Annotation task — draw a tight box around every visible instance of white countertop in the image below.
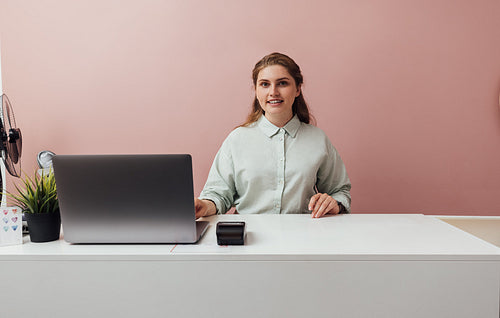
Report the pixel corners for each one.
[1,214,499,261]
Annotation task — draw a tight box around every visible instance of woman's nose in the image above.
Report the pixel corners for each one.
[269,84,279,96]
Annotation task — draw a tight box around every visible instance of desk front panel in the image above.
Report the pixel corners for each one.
[1,259,498,318]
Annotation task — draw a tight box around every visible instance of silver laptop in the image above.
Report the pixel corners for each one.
[52,154,209,244]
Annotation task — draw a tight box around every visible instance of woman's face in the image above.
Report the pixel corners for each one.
[255,65,301,124]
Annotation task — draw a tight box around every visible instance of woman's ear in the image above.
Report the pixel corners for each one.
[296,84,302,97]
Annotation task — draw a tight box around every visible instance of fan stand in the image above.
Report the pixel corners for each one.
[0,46,5,207]
[0,161,5,207]
[0,160,6,207]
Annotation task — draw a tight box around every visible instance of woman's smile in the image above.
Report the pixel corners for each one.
[267,99,284,106]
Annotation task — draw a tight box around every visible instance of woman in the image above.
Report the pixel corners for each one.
[195,53,351,218]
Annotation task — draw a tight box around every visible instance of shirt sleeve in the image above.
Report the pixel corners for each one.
[316,138,352,213]
[198,138,236,214]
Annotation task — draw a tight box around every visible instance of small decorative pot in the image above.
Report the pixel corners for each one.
[24,210,61,243]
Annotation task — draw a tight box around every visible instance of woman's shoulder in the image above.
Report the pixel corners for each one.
[217,123,258,148]
[299,121,329,139]
[298,122,338,152]
[228,122,259,138]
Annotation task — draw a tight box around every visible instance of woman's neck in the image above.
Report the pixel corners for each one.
[265,113,293,128]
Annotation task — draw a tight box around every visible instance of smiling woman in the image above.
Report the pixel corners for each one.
[242,52,313,128]
[195,52,351,219]
[255,65,301,127]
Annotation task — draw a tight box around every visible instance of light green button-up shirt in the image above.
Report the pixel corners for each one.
[199,115,351,214]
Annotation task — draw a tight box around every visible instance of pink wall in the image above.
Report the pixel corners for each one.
[1,0,499,215]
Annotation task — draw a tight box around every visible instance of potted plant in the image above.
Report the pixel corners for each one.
[7,170,60,242]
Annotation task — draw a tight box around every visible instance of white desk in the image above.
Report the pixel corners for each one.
[1,214,499,318]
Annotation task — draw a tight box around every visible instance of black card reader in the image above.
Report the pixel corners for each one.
[216,221,246,245]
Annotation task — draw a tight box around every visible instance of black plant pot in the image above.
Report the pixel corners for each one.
[25,211,61,243]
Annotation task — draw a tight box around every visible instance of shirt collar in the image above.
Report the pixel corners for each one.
[257,115,301,138]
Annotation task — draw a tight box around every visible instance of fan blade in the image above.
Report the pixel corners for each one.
[5,155,20,178]
[0,95,22,178]
[16,129,22,161]
[2,94,16,129]
[8,128,22,164]
[8,141,19,164]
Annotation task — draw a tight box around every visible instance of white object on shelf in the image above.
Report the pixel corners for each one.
[0,206,22,246]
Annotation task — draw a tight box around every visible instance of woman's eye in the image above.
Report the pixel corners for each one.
[260,82,269,87]
[278,81,289,86]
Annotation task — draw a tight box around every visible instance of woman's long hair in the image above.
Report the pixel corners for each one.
[240,52,314,127]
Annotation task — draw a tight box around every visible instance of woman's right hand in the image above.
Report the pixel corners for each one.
[194,198,217,218]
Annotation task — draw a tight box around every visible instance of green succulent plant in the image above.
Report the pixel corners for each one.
[7,171,59,214]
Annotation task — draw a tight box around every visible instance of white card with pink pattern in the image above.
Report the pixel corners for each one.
[0,207,22,246]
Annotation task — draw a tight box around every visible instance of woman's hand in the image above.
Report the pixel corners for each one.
[194,198,217,218]
[308,193,340,218]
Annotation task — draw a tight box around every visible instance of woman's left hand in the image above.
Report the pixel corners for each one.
[308,193,340,218]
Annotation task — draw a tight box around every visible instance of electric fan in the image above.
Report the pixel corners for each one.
[0,93,22,206]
